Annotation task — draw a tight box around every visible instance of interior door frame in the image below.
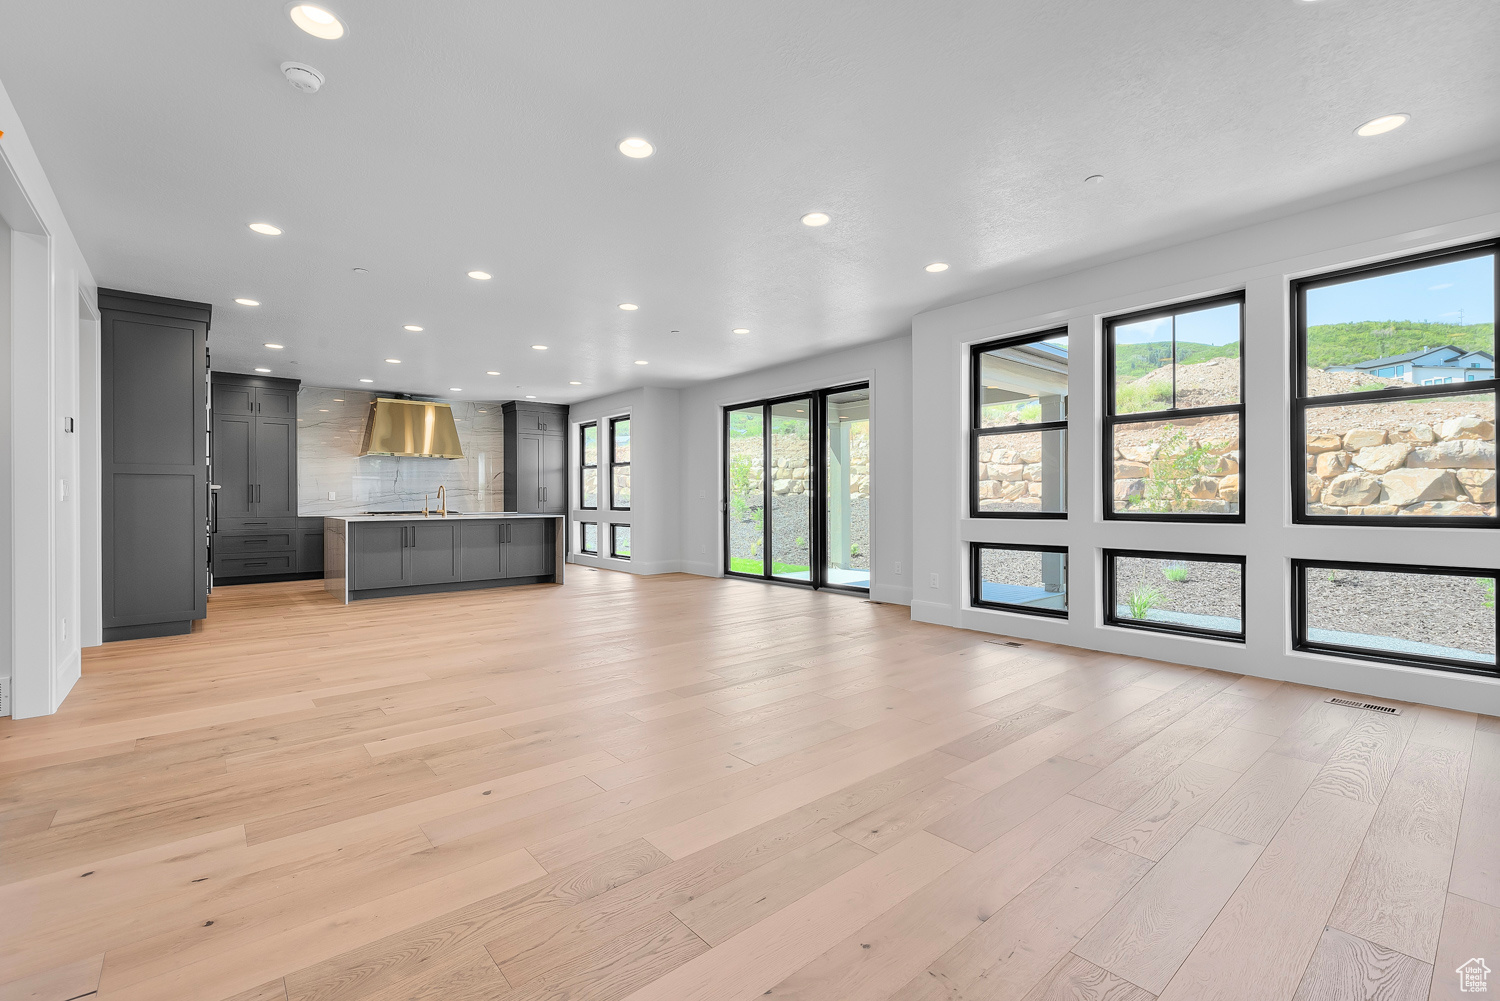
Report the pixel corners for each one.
[721,381,871,594]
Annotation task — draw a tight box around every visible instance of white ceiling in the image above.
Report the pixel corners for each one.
[2,0,1497,403]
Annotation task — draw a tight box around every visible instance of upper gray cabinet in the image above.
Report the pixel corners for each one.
[502,401,568,515]
[212,374,302,526]
[100,289,211,641]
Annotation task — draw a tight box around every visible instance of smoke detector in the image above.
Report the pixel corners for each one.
[281,62,325,94]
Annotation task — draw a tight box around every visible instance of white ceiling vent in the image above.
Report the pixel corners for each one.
[280,62,325,94]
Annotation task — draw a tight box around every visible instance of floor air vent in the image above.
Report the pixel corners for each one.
[986,639,1025,647]
[1325,696,1401,715]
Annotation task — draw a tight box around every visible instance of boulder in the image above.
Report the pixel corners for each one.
[993,463,1025,481]
[1342,428,1387,450]
[1206,440,1238,456]
[1214,452,1240,475]
[1438,416,1495,441]
[1408,440,1496,470]
[1388,424,1436,445]
[1307,503,1347,516]
[1349,504,1400,516]
[1000,480,1029,500]
[1022,462,1043,481]
[1401,500,1490,517]
[1306,474,1322,503]
[1379,468,1459,507]
[1118,444,1160,463]
[1323,472,1382,506]
[1114,460,1151,479]
[1218,474,1240,500]
[1185,476,1220,499]
[1027,481,1044,497]
[1315,451,1352,478]
[1114,478,1144,502]
[772,478,792,494]
[1351,442,1412,474]
[1306,455,1317,473]
[1457,469,1497,503]
[1307,433,1343,454]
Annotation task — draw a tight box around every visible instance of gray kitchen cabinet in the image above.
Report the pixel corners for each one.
[505,518,550,577]
[212,373,320,582]
[502,401,568,515]
[351,523,407,589]
[409,522,460,585]
[100,289,211,641]
[459,521,503,581]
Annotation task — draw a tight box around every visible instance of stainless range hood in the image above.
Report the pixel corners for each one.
[358,398,465,458]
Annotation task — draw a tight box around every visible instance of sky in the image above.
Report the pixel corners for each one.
[1114,302,1240,347]
[1305,254,1495,328]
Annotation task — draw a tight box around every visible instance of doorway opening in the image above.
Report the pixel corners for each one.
[723,383,871,593]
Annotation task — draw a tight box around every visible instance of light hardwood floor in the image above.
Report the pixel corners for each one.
[1,571,1495,1001]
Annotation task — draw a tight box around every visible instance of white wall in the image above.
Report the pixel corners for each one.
[0,76,98,717]
[675,335,914,605]
[912,160,1500,716]
[568,386,681,575]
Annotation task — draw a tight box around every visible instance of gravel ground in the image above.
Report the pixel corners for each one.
[979,548,1064,588]
[1306,569,1496,656]
[1113,556,1243,619]
[727,495,869,570]
[1302,396,1494,437]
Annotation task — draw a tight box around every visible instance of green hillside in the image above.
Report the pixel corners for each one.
[1115,341,1239,381]
[1304,321,1492,370]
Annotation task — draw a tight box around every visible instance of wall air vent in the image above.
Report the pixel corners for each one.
[1325,696,1401,715]
[0,675,10,717]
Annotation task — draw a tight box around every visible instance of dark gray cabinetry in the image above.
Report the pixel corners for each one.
[349,518,555,598]
[503,401,568,515]
[506,518,550,577]
[100,289,211,641]
[459,522,504,581]
[457,519,550,580]
[211,372,322,581]
[351,523,407,589]
[410,523,460,584]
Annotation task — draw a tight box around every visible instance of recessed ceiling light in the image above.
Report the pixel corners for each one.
[249,223,282,236]
[532,345,547,350]
[235,298,260,306]
[634,360,648,365]
[925,263,949,273]
[618,303,639,311]
[288,3,345,40]
[525,395,537,399]
[801,212,831,227]
[449,388,462,392]
[333,398,343,401]
[618,138,654,158]
[264,343,284,349]
[404,325,423,332]
[468,270,492,280]
[1356,113,1409,137]
[254,367,272,373]
[478,409,487,412]
[385,358,401,364]
[1084,174,1105,185]
[569,381,582,385]
[359,378,374,383]
[318,409,328,412]
[732,328,750,334]
[486,370,501,375]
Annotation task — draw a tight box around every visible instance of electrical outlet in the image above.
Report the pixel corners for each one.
[327,491,336,501]
[894,561,902,575]
[699,545,706,555]
[57,478,67,502]
[59,617,68,642]
[928,573,939,589]
[699,490,705,500]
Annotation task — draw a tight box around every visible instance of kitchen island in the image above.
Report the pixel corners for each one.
[324,513,564,603]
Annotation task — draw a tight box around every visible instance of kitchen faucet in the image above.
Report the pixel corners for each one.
[437,484,447,517]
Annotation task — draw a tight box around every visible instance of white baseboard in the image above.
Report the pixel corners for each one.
[869,583,912,606]
[56,650,81,710]
[677,560,722,577]
[910,599,962,628]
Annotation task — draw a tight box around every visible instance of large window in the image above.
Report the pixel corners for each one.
[609,416,631,510]
[1104,550,1245,642]
[1104,294,1244,521]
[1294,560,1496,676]
[971,543,1067,618]
[1293,242,1496,525]
[970,328,1068,517]
[579,422,598,510]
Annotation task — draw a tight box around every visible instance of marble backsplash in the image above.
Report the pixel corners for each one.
[297,386,508,516]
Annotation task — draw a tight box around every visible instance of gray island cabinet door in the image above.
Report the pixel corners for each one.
[409,522,460,585]
[505,519,551,578]
[459,521,504,581]
[351,523,407,589]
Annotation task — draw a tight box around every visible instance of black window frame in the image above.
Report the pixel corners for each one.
[970,542,1069,619]
[1292,558,1498,678]
[1291,240,1498,528]
[609,415,631,511]
[579,421,598,511]
[1103,292,1246,524]
[969,326,1070,520]
[610,523,631,560]
[1103,548,1247,643]
[579,521,597,556]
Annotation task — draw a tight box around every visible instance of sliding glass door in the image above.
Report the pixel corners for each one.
[723,383,870,593]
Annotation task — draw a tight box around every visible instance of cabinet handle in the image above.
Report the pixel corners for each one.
[243,561,268,568]
[245,539,267,546]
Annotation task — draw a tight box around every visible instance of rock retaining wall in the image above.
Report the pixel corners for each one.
[1305,415,1495,516]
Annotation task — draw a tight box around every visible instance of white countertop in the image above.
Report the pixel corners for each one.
[324,512,565,523]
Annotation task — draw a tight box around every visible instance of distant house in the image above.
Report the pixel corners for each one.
[1327,344,1494,385]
